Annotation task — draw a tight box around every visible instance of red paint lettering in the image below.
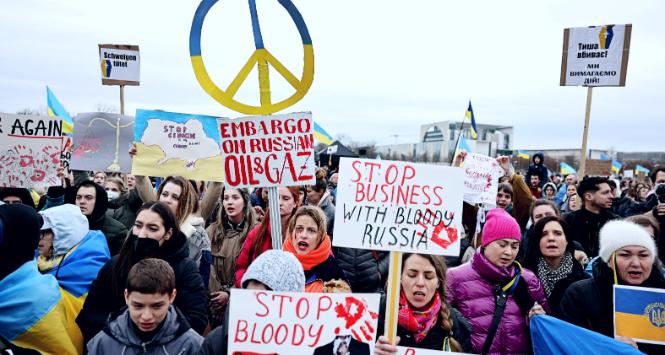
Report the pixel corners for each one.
[316,296,332,320]
[273,294,293,318]
[255,292,269,317]
[233,320,248,342]
[296,297,310,319]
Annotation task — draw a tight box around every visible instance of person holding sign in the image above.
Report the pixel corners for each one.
[446,208,549,354]
[234,186,301,287]
[560,220,665,352]
[375,253,471,354]
[282,206,348,292]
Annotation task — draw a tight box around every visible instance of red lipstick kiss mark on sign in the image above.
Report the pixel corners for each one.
[432,222,458,250]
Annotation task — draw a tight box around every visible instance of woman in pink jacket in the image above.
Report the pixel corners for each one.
[447,208,549,354]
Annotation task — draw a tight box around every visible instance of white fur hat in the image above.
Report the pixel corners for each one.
[599,220,656,263]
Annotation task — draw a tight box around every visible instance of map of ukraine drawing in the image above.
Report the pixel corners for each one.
[140,118,220,170]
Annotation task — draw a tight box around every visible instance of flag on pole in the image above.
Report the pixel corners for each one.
[611,160,623,173]
[560,162,577,175]
[635,164,651,174]
[517,150,529,159]
[46,86,74,135]
[465,101,478,139]
[313,121,334,146]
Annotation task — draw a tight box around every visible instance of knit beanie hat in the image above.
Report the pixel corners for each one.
[482,208,521,247]
[599,220,656,263]
[0,204,43,280]
[241,250,305,292]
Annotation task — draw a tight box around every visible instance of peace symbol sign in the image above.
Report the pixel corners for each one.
[189,0,314,115]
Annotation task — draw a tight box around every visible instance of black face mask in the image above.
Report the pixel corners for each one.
[132,235,160,259]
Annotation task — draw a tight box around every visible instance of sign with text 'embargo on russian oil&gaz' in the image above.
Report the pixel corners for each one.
[560,24,631,86]
[333,158,464,256]
[99,44,140,86]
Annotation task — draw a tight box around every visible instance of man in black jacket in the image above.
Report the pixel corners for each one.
[564,176,618,257]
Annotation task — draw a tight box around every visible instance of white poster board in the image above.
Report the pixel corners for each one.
[623,170,634,179]
[228,289,380,355]
[462,153,503,205]
[219,112,315,188]
[332,158,464,256]
[0,113,63,188]
[99,44,140,86]
[560,24,631,86]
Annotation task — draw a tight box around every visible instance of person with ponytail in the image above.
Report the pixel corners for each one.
[560,220,665,353]
[446,208,549,354]
[234,186,300,287]
[375,253,471,354]
[76,202,207,343]
[282,206,348,293]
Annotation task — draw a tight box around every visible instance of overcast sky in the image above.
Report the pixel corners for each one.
[1,0,664,151]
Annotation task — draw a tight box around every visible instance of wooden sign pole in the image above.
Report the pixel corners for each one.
[578,86,593,177]
[384,251,403,345]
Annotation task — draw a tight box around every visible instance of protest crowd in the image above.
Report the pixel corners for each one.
[1,143,665,355]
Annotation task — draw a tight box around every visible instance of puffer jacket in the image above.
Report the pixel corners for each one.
[87,306,203,354]
[447,250,549,354]
[334,248,389,293]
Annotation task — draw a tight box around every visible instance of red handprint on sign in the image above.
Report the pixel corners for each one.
[334,296,378,342]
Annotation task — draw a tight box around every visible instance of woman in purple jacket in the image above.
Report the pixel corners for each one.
[447,208,549,354]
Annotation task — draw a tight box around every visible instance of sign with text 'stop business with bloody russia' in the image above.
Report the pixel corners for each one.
[332,158,464,256]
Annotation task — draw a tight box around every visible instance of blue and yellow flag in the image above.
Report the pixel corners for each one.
[635,164,651,175]
[517,150,529,159]
[46,86,74,135]
[612,160,623,173]
[465,101,478,139]
[313,121,334,146]
[560,162,577,175]
[615,285,665,345]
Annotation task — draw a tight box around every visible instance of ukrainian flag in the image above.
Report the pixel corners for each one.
[517,150,529,159]
[612,160,623,174]
[313,121,334,146]
[636,164,651,175]
[560,162,577,175]
[614,285,665,345]
[0,261,84,354]
[465,101,478,139]
[46,86,74,135]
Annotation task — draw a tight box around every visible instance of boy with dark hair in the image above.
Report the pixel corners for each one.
[87,258,203,354]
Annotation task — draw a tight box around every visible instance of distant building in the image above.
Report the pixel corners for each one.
[375,121,514,163]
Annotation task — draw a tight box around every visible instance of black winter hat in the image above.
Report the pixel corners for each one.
[0,204,43,280]
[0,188,35,208]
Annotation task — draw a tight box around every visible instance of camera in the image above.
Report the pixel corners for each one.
[656,184,665,204]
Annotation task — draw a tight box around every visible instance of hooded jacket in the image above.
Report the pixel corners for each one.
[206,190,257,293]
[79,182,128,255]
[87,306,203,355]
[76,231,208,343]
[0,188,35,208]
[560,259,665,354]
[446,250,550,354]
[526,153,548,188]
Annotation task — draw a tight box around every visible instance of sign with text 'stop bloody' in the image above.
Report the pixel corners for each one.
[332,158,464,256]
[0,113,63,188]
[228,289,380,355]
[219,112,315,188]
[560,24,631,86]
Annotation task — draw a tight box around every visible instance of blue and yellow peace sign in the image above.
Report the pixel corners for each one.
[189,0,314,115]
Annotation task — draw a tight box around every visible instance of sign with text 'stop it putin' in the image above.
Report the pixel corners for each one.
[560,24,631,87]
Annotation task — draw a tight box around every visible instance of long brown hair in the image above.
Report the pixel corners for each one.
[249,186,301,260]
[156,176,199,227]
[286,206,327,245]
[401,253,461,352]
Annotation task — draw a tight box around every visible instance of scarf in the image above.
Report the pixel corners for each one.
[283,234,331,271]
[398,289,441,343]
[537,252,574,297]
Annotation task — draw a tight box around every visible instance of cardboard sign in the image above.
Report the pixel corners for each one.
[71,112,134,173]
[0,113,63,188]
[99,44,140,86]
[219,112,315,188]
[397,346,469,355]
[614,285,665,345]
[585,159,612,176]
[624,170,634,178]
[560,24,631,86]
[228,289,379,355]
[332,158,464,256]
[462,153,503,205]
[132,109,224,181]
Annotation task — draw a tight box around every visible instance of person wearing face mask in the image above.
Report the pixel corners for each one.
[522,216,587,318]
[374,253,471,354]
[74,180,128,255]
[282,206,348,293]
[446,208,549,354]
[206,187,257,325]
[76,201,208,343]
[560,220,665,353]
[106,177,143,230]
